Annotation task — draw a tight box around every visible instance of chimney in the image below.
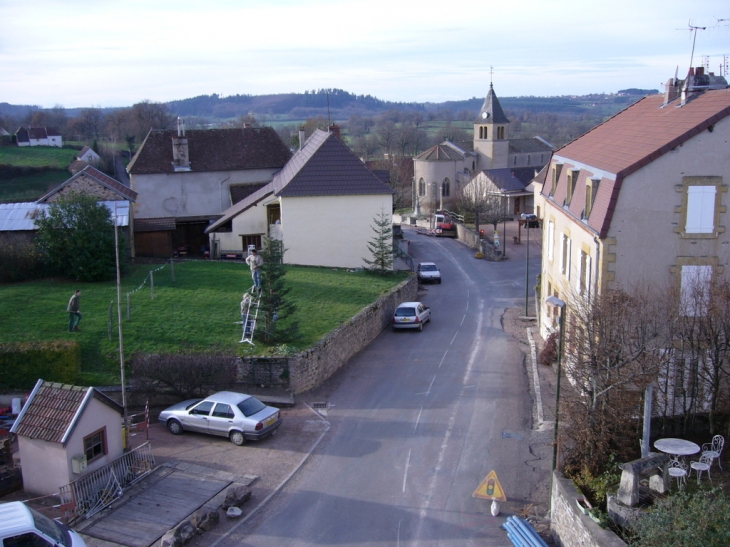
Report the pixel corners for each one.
[298,129,306,151]
[172,117,191,171]
[328,124,341,138]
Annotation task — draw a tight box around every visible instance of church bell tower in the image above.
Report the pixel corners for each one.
[473,83,510,170]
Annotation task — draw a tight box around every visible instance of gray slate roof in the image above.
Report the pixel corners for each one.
[509,137,554,154]
[127,127,292,174]
[482,167,539,192]
[207,130,393,233]
[475,84,510,124]
[415,141,470,162]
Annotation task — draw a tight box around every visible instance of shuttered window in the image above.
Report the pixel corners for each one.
[685,186,716,233]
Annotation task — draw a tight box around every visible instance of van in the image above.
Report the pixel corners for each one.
[0,501,87,547]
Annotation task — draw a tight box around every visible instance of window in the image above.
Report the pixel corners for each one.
[547,220,555,261]
[83,428,107,462]
[680,264,712,316]
[579,247,591,297]
[212,403,234,419]
[513,156,517,166]
[541,154,544,163]
[191,401,214,416]
[497,126,505,139]
[585,178,600,218]
[442,179,450,197]
[418,178,425,197]
[241,234,262,250]
[4,532,54,547]
[550,163,563,196]
[685,186,716,233]
[527,155,531,165]
[566,169,579,205]
[560,233,571,278]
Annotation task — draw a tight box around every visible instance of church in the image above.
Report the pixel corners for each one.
[413,83,553,215]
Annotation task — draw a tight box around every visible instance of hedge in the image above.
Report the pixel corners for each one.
[0,341,81,390]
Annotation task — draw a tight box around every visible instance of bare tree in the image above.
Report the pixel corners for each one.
[353,135,379,162]
[376,121,397,158]
[456,177,504,235]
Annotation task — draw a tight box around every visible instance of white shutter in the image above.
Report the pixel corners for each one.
[686,186,716,234]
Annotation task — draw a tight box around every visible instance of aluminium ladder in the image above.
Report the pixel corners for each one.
[239,289,261,345]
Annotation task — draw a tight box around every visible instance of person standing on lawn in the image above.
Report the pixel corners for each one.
[67,290,82,332]
[245,249,263,291]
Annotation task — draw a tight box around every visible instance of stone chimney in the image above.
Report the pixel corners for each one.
[328,124,341,138]
[298,129,306,151]
[172,117,190,172]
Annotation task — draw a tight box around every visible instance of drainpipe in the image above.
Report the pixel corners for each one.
[593,235,601,299]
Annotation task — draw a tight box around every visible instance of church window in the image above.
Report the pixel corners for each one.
[418,178,426,197]
[513,156,517,166]
[442,178,451,197]
[472,161,475,170]
[527,155,531,165]
[497,127,505,139]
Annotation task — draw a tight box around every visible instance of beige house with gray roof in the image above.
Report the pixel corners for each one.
[207,129,394,268]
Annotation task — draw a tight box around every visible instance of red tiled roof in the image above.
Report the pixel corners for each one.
[38,165,137,202]
[11,380,122,445]
[127,127,291,174]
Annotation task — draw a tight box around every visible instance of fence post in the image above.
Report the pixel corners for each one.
[150,271,154,300]
[126,293,130,320]
[108,301,114,341]
[170,258,176,283]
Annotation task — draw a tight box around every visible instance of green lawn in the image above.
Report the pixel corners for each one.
[0,147,77,168]
[0,169,70,201]
[0,261,408,384]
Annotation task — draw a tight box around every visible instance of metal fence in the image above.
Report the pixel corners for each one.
[59,441,155,522]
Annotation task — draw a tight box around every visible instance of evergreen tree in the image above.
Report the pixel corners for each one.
[34,193,125,282]
[363,208,394,274]
[258,237,299,344]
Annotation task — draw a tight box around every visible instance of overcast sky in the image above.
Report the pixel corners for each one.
[1,0,728,109]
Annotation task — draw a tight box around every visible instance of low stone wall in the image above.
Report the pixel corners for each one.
[456,223,481,251]
[288,275,418,394]
[551,471,627,547]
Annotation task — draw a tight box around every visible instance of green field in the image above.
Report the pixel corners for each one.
[0,147,77,168]
[0,261,409,384]
[0,169,70,201]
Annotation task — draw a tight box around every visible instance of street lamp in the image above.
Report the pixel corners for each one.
[545,295,566,507]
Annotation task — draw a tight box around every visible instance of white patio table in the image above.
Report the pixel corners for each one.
[654,438,700,462]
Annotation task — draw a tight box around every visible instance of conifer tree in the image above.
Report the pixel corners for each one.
[258,237,299,344]
[363,208,394,275]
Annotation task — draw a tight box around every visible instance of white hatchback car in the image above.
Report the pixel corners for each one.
[416,262,442,284]
[392,301,431,331]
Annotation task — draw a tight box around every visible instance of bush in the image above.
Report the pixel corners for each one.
[130,351,238,399]
[539,331,558,365]
[0,341,81,389]
[0,234,46,283]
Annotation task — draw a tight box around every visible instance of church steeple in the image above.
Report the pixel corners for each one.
[473,83,511,170]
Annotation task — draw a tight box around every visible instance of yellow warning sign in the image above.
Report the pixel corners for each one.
[473,470,507,501]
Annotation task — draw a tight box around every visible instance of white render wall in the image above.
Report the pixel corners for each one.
[214,200,270,251]
[282,194,393,268]
[131,168,278,219]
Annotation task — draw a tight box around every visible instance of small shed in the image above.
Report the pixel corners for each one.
[10,380,124,497]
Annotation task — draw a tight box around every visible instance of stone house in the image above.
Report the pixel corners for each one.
[206,129,394,268]
[127,123,292,258]
[15,126,63,147]
[10,380,124,496]
[413,84,552,215]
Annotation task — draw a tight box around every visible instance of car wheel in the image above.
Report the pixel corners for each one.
[167,419,183,435]
[230,431,246,446]
[437,279,442,284]
[418,322,423,332]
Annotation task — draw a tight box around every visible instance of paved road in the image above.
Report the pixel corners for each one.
[215,228,551,547]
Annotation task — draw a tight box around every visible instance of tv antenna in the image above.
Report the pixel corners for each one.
[677,21,706,70]
[326,90,331,129]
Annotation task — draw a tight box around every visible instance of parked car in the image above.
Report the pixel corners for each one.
[158,391,282,446]
[520,213,540,228]
[393,301,431,331]
[0,501,87,547]
[417,262,442,284]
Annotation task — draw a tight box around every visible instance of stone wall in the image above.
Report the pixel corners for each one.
[551,471,627,547]
[288,275,418,394]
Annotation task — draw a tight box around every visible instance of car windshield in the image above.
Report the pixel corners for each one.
[29,506,69,545]
[395,307,416,317]
[237,397,267,417]
[421,265,437,271]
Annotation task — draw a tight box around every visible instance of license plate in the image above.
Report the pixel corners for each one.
[264,415,277,427]
[400,318,411,322]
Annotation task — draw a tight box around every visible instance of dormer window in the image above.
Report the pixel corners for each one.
[550,163,563,196]
[566,169,579,204]
[585,177,600,218]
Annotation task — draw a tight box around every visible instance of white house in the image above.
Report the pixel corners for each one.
[207,129,395,269]
[10,380,124,496]
[15,126,63,147]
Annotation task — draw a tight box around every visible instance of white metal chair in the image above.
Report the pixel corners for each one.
[668,459,688,489]
[701,435,724,470]
[690,454,713,484]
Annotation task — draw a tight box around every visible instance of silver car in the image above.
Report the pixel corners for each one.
[392,301,431,331]
[417,262,441,284]
[158,391,282,446]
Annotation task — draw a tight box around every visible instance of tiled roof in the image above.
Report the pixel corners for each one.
[555,89,730,177]
[230,183,268,205]
[475,84,510,124]
[38,165,137,202]
[10,380,123,445]
[509,138,553,154]
[483,168,538,192]
[207,130,393,232]
[543,88,730,238]
[415,142,467,162]
[127,127,292,174]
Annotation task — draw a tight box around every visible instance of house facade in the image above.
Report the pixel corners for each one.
[15,126,63,147]
[535,68,730,339]
[414,84,552,215]
[207,129,394,269]
[127,123,291,258]
[10,380,124,496]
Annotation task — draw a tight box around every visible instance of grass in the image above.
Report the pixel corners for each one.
[0,261,408,384]
[0,147,77,169]
[0,170,70,201]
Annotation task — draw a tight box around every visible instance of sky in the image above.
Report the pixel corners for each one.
[1,0,729,109]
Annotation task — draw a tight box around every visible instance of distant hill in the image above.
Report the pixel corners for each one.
[0,87,660,123]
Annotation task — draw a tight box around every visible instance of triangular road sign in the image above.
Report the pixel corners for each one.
[473,470,507,501]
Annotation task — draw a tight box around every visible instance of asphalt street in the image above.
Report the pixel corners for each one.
[210,227,552,547]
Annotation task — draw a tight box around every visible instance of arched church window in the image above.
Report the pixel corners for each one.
[527,155,531,164]
[513,156,517,166]
[442,178,451,197]
[418,178,426,197]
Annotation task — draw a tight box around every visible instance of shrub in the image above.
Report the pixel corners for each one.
[539,331,558,365]
[0,341,81,389]
[0,234,46,283]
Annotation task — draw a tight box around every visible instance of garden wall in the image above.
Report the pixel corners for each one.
[550,472,627,547]
[287,275,418,394]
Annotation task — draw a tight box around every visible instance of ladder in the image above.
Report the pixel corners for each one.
[239,289,261,345]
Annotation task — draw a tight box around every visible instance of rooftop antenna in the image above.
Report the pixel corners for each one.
[326,90,332,130]
[678,21,706,70]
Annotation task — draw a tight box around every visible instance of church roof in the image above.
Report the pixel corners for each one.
[415,141,469,162]
[509,137,553,154]
[482,168,537,192]
[475,84,510,124]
